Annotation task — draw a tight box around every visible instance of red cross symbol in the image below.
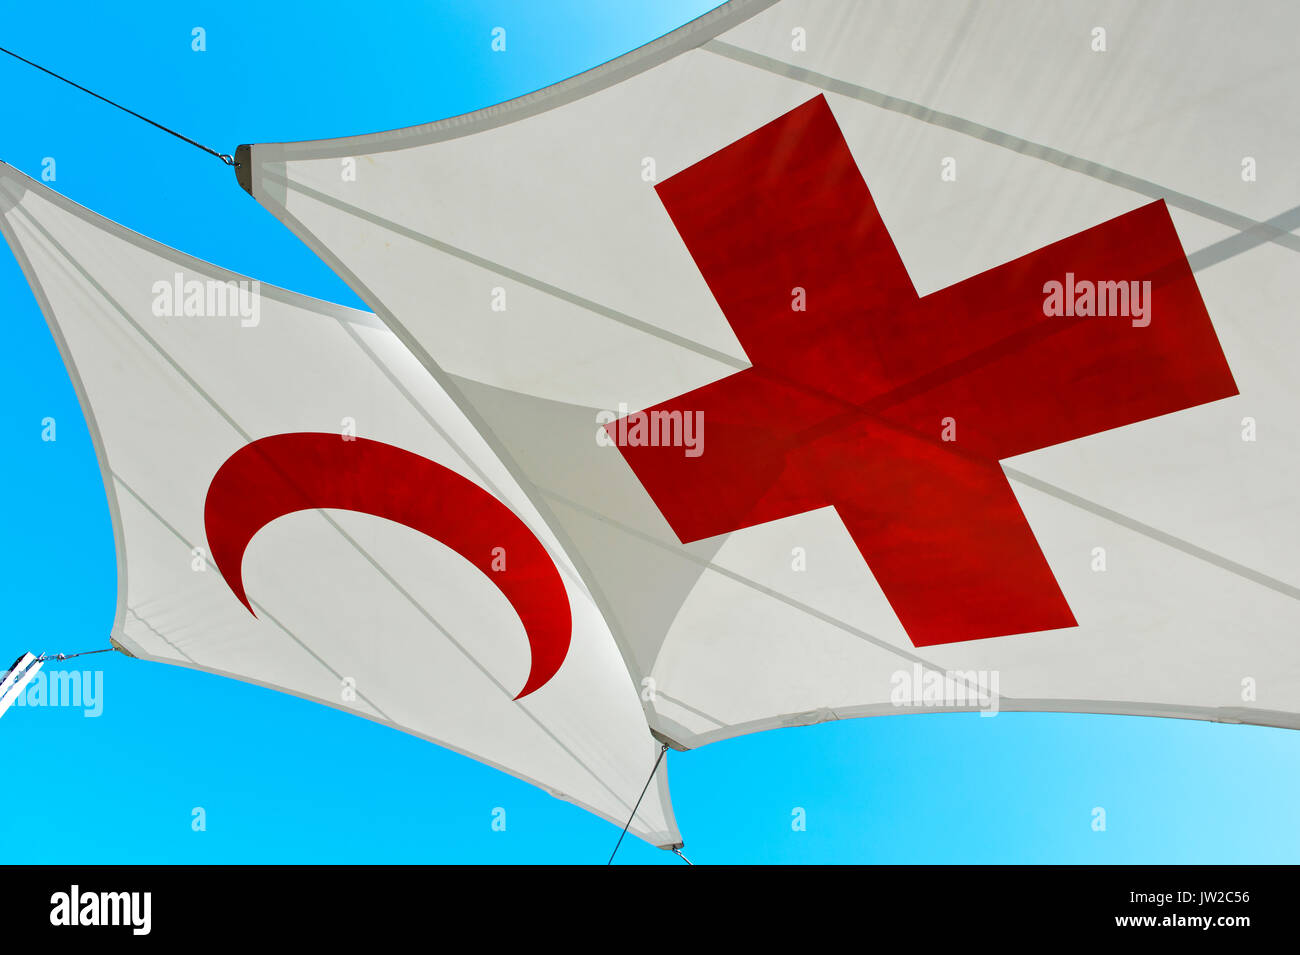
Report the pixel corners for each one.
[612,95,1237,648]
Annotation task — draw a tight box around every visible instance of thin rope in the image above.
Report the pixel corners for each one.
[37,647,116,663]
[0,45,235,165]
[607,743,668,865]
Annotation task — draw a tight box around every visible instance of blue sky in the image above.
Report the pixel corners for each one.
[1,1,1297,865]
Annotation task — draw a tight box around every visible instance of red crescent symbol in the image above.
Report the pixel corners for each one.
[203,432,571,699]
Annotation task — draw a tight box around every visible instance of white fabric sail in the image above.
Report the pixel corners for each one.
[240,0,1300,747]
[0,162,679,847]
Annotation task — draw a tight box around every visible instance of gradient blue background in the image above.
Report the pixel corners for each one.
[1,1,1296,865]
